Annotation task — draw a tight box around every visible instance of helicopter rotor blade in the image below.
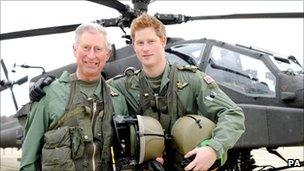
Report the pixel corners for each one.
[0,24,81,41]
[0,59,21,111]
[155,12,304,25]
[0,85,8,92]
[187,12,304,22]
[87,0,128,14]
[0,59,9,80]
[10,86,18,111]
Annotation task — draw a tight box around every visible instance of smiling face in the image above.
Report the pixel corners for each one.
[133,27,167,69]
[73,30,110,81]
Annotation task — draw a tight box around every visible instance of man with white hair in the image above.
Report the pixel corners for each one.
[20,23,128,171]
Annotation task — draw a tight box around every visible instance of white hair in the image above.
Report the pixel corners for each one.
[74,23,111,50]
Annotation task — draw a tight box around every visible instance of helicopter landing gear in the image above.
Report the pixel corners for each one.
[220,149,256,171]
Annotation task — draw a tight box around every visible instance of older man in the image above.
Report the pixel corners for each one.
[20,23,128,171]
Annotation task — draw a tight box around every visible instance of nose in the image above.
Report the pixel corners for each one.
[87,48,95,59]
[142,42,150,51]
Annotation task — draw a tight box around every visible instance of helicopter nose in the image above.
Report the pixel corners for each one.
[295,88,304,107]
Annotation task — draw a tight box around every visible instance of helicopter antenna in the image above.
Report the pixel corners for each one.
[12,63,46,75]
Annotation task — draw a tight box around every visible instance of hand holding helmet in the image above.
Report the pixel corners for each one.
[184,146,217,171]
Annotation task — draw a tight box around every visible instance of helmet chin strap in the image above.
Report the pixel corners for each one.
[185,115,203,128]
[137,115,146,164]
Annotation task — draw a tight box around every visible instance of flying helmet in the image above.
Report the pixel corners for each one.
[171,115,216,155]
[112,115,165,167]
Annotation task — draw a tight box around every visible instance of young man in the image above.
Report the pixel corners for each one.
[20,23,128,171]
[29,14,245,170]
[107,13,245,170]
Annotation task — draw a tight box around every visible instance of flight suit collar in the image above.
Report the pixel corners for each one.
[58,71,71,83]
[58,71,103,99]
[138,62,170,93]
[77,77,103,100]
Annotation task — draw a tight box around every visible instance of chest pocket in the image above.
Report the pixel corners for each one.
[176,82,198,114]
[80,98,104,143]
[141,94,171,132]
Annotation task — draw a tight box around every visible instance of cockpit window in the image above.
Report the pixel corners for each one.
[270,55,303,75]
[206,46,276,97]
[169,43,206,65]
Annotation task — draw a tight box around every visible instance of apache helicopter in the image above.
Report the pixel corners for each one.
[1,0,303,170]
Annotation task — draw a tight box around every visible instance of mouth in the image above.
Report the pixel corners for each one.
[84,61,99,68]
[142,54,153,58]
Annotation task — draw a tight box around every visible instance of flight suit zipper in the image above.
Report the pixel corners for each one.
[91,100,97,171]
[154,93,161,120]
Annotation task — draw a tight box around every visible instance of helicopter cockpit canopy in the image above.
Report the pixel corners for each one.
[270,55,304,75]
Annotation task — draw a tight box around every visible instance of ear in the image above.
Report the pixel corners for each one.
[72,44,77,57]
[132,41,135,49]
[105,49,112,62]
[161,36,167,48]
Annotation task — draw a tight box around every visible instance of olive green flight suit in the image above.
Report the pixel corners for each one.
[20,71,128,171]
[108,62,245,169]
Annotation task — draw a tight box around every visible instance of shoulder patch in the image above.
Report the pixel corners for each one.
[177,65,198,73]
[203,75,215,84]
[203,75,218,89]
[110,91,119,97]
[112,74,125,80]
[176,81,189,90]
[134,70,141,75]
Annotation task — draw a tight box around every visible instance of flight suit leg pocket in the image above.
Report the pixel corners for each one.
[42,126,76,170]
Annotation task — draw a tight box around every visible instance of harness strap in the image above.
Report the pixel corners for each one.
[100,76,115,170]
[65,73,78,113]
[138,72,155,116]
[49,107,85,130]
[48,74,78,130]
[166,63,178,132]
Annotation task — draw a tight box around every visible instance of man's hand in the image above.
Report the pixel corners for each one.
[155,156,164,165]
[147,160,165,171]
[184,146,217,171]
[29,75,55,102]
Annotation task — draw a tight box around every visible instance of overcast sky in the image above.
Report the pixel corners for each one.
[1,1,303,116]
